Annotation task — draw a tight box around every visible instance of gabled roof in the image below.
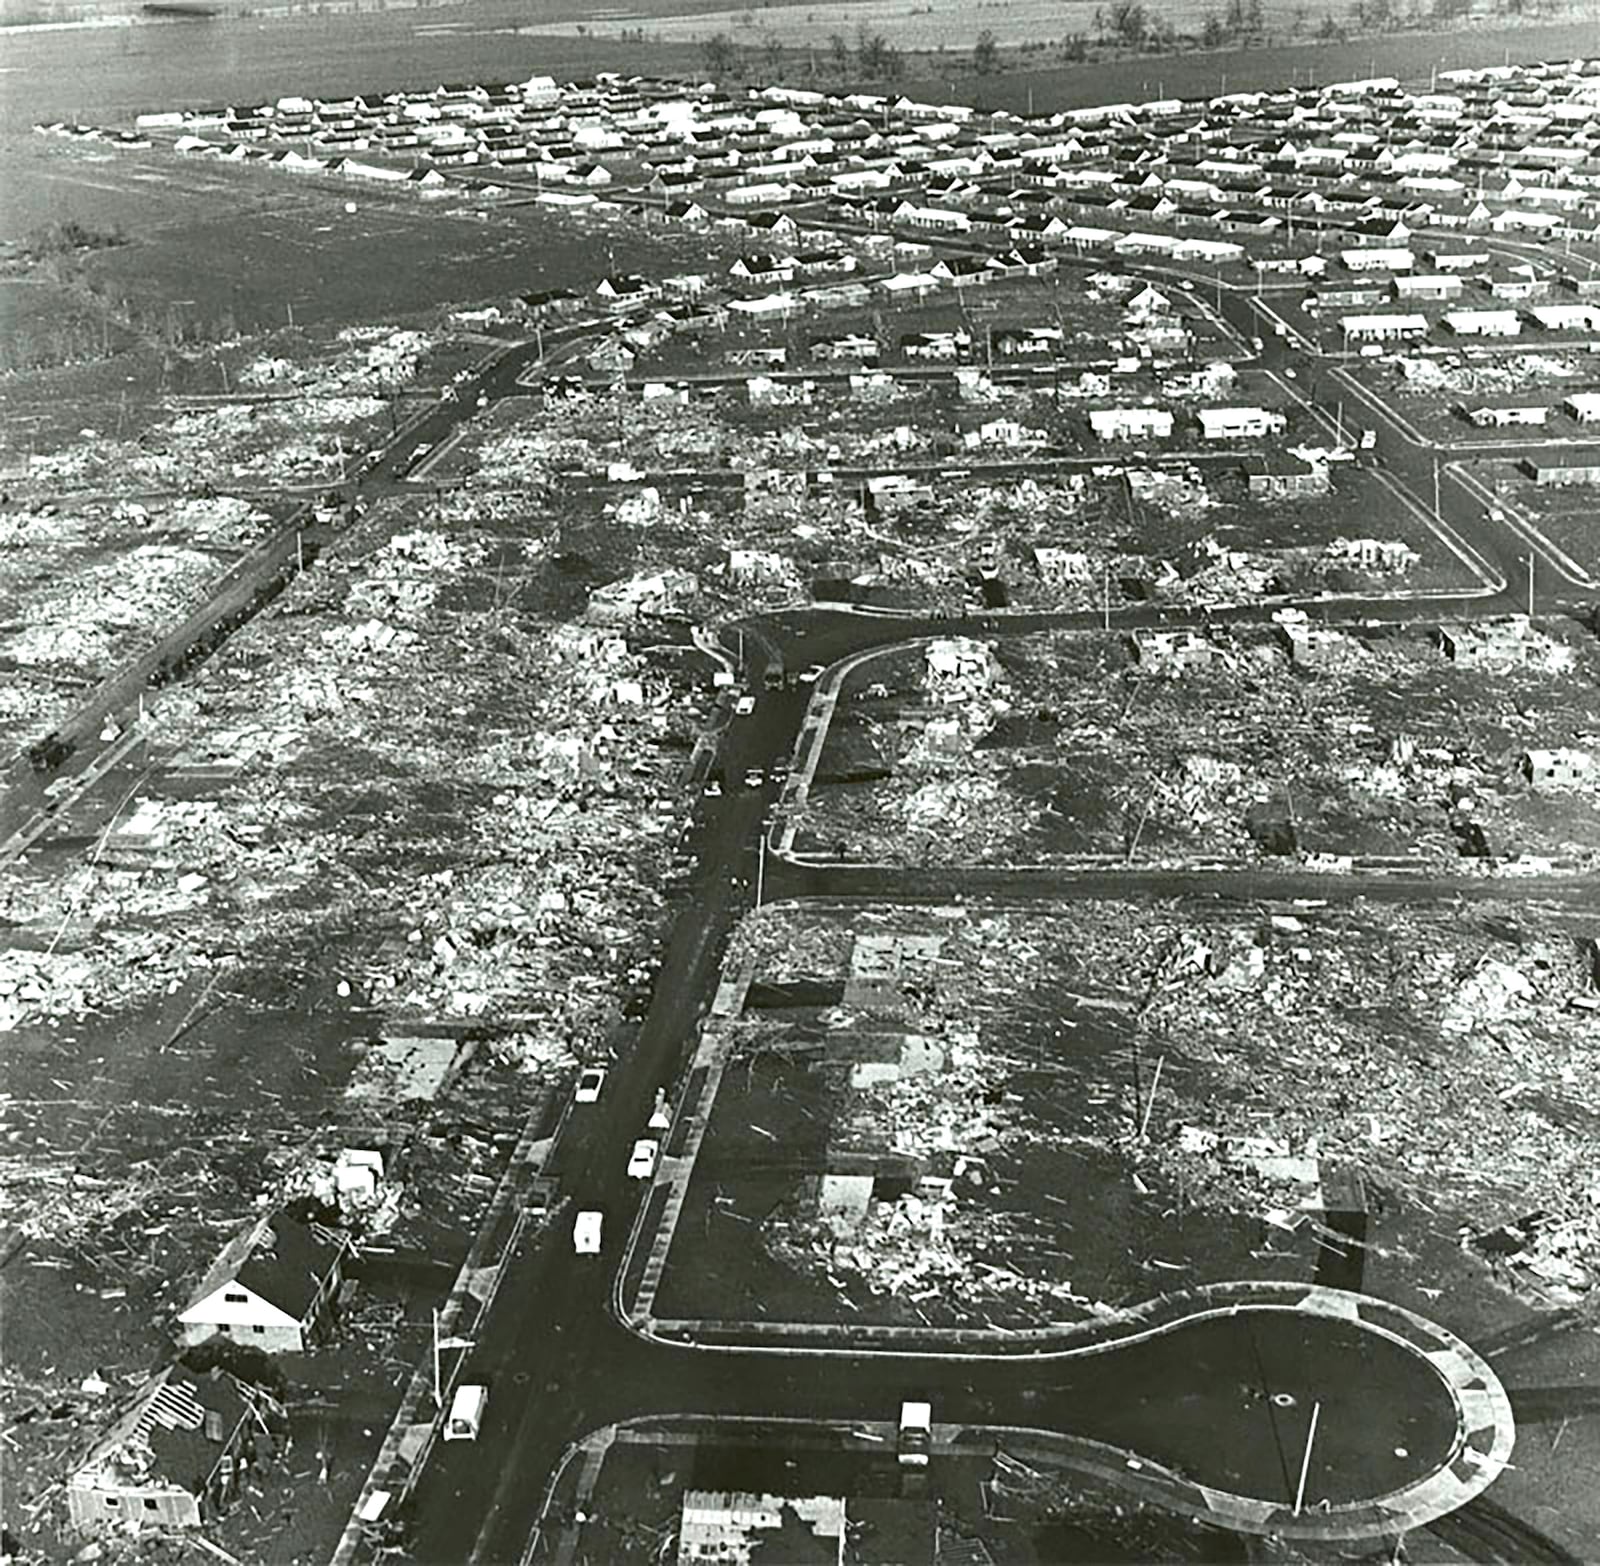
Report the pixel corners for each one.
[74,1364,255,1494]
[181,1214,343,1326]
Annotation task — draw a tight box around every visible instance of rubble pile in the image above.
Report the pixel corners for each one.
[748,901,1600,1318]
[1396,351,1580,396]
[802,638,1050,862]
[0,544,219,675]
[0,949,98,1031]
[23,399,377,492]
[1121,906,1600,1271]
[5,491,705,1053]
[806,624,1600,867]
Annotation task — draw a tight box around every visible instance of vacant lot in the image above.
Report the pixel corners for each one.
[1486,456,1600,582]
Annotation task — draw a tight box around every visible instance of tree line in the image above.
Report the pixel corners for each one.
[701,0,1575,84]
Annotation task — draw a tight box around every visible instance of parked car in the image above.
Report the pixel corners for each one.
[627,1139,659,1179]
[734,694,756,715]
[744,767,765,788]
[574,1067,606,1104]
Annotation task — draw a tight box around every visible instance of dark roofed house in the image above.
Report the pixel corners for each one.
[595,274,658,311]
[1243,452,1330,498]
[1521,453,1600,487]
[178,1213,348,1354]
[67,1365,282,1533]
[519,286,584,319]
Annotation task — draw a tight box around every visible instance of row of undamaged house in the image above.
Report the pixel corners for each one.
[128,59,1600,263]
[64,1208,353,1534]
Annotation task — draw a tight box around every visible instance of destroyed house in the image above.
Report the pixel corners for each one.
[810,332,879,361]
[519,287,583,319]
[1436,617,1532,667]
[67,1366,280,1532]
[900,330,969,362]
[991,326,1062,357]
[1521,748,1594,789]
[677,1491,845,1566]
[178,1213,348,1353]
[1131,629,1214,675]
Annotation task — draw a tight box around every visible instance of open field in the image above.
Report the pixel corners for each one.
[518,0,1430,53]
[3,2,1599,145]
[796,621,1600,865]
[1,139,683,325]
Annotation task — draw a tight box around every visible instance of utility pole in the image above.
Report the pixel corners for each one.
[1527,551,1535,620]
[1102,563,1111,632]
[1293,1401,1322,1516]
[755,832,766,907]
[1432,457,1440,520]
[432,1306,442,1409]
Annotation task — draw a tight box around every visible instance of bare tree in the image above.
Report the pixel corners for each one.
[1104,0,1149,45]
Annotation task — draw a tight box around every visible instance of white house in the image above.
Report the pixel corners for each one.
[1089,406,1174,441]
[1340,247,1415,273]
[1198,406,1287,440]
[1393,273,1463,301]
[1340,313,1428,343]
[178,1215,348,1354]
[1528,303,1600,333]
[1443,309,1521,337]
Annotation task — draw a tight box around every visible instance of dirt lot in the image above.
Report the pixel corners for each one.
[798,619,1600,866]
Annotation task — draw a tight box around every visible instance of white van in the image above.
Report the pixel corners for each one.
[897,1401,931,1466]
[445,1383,487,1441]
[574,1209,603,1254]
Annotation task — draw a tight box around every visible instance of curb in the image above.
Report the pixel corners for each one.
[329,1086,557,1566]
